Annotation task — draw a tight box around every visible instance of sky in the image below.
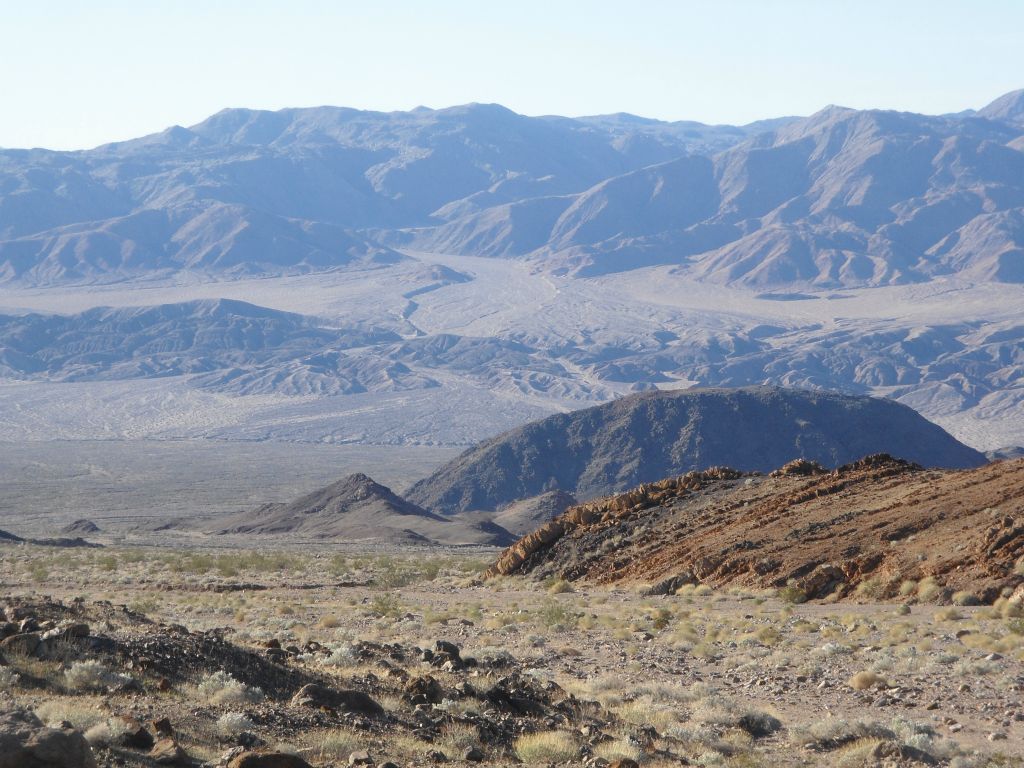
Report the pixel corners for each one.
[1,0,1022,150]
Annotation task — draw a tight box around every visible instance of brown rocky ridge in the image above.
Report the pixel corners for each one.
[487,455,1024,603]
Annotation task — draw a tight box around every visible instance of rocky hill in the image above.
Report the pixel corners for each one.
[405,386,987,514]
[488,455,1024,603]
[213,472,513,546]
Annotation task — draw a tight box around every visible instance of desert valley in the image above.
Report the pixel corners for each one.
[1,51,1024,768]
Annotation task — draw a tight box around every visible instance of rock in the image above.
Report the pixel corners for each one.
[348,750,373,765]
[290,684,385,716]
[0,623,17,640]
[425,749,448,763]
[642,572,696,596]
[227,753,313,768]
[796,564,846,599]
[988,731,1008,741]
[435,640,462,659]
[0,632,41,657]
[150,736,189,765]
[150,718,174,737]
[463,747,484,762]
[19,618,40,633]
[116,718,154,751]
[404,675,444,704]
[0,707,97,768]
[608,760,640,768]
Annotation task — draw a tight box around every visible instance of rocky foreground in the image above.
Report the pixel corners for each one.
[488,455,1024,603]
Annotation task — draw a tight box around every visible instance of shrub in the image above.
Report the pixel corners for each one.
[951,590,979,606]
[778,584,808,604]
[216,712,255,736]
[319,729,363,759]
[537,598,575,629]
[514,731,578,763]
[64,660,133,692]
[197,671,264,706]
[545,578,574,594]
[847,671,885,690]
[84,718,131,746]
[322,643,358,667]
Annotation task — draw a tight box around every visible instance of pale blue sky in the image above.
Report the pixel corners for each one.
[2,0,1021,150]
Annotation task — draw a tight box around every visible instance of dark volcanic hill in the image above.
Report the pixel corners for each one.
[214,472,513,546]
[405,386,987,514]
[486,455,1024,604]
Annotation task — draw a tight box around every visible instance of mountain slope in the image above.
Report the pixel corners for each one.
[486,455,1024,604]
[0,104,765,286]
[213,472,513,545]
[405,386,987,514]
[417,101,1024,285]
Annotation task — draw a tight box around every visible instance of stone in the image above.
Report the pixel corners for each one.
[463,746,485,762]
[290,684,385,716]
[348,750,373,765]
[0,707,97,768]
[0,632,41,657]
[150,736,189,765]
[608,760,640,768]
[150,718,174,737]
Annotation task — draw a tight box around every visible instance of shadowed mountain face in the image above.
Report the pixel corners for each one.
[3,92,1021,288]
[405,386,987,514]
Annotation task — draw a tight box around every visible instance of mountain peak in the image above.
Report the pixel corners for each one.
[978,88,1024,124]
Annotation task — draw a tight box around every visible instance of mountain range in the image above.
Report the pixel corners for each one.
[2,91,1023,287]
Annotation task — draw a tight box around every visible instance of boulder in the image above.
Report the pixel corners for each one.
[0,707,97,768]
[0,632,41,657]
[290,684,385,716]
[150,736,189,765]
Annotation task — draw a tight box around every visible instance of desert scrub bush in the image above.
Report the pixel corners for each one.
[197,670,264,705]
[64,660,134,692]
[35,700,106,730]
[777,583,808,604]
[369,591,402,617]
[544,577,574,594]
[593,737,642,763]
[514,731,578,763]
[934,607,963,621]
[440,722,480,753]
[322,642,358,667]
[84,718,131,746]
[916,576,942,602]
[951,590,979,606]
[318,729,364,759]
[537,597,576,629]
[216,712,255,736]
[847,671,885,690]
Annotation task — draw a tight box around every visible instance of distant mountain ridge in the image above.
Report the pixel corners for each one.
[2,92,1021,287]
[405,386,987,514]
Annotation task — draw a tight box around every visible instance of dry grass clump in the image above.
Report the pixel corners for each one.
[35,699,106,731]
[847,671,885,690]
[514,730,578,763]
[196,670,264,705]
[593,737,642,762]
[318,728,365,760]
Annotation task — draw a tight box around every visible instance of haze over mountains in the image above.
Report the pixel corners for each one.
[0,91,1021,467]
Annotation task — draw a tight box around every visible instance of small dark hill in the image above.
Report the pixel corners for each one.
[61,519,101,534]
[214,473,513,546]
[405,386,987,514]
